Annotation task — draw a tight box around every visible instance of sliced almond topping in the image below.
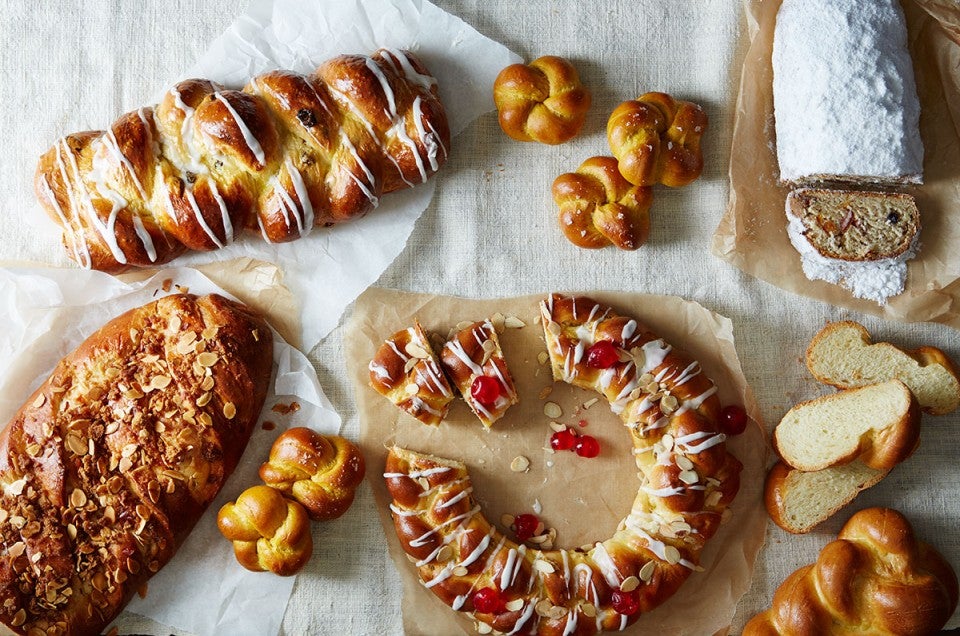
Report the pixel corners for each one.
[223,402,237,419]
[104,506,116,524]
[197,392,212,407]
[118,457,133,473]
[538,386,553,400]
[202,326,219,340]
[32,393,45,408]
[452,566,468,577]
[66,523,78,540]
[404,342,429,359]
[527,534,548,545]
[197,352,219,367]
[548,421,566,432]
[7,479,26,496]
[535,599,552,617]
[481,339,496,353]
[581,603,597,617]
[25,443,40,457]
[11,609,25,627]
[639,560,656,582]
[200,376,215,391]
[403,357,418,374]
[620,575,640,592]
[252,329,260,342]
[510,456,530,473]
[150,375,172,391]
[548,605,567,620]
[546,321,561,336]
[169,314,182,332]
[537,352,549,365]
[435,545,452,563]
[582,398,599,409]
[123,388,144,400]
[121,443,139,458]
[198,413,213,427]
[661,394,679,412]
[543,402,562,419]
[476,622,492,635]
[676,456,694,471]
[664,546,682,565]
[501,514,515,527]
[405,383,420,395]
[660,434,674,450]
[706,491,723,508]
[504,316,526,329]
[105,422,120,435]
[136,504,151,521]
[491,312,505,333]
[679,470,699,485]
[456,321,473,331]
[505,598,525,612]
[0,509,7,523]
[8,542,25,558]
[70,489,87,508]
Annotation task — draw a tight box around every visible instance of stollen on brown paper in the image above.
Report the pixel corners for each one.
[345,288,767,636]
[713,0,960,327]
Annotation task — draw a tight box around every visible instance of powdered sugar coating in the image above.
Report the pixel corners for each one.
[773,0,923,185]
[786,213,917,305]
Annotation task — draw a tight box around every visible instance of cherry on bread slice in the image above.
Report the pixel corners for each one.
[773,380,920,471]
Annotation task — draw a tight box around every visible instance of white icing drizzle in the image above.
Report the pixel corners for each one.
[170,87,206,172]
[184,188,224,248]
[391,118,429,183]
[561,606,579,636]
[365,56,398,119]
[40,173,91,268]
[408,506,481,548]
[214,92,266,166]
[436,487,472,509]
[499,545,526,591]
[630,526,696,571]
[507,601,537,635]
[387,337,409,361]
[338,130,380,207]
[207,180,234,244]
[368,360,391,381]
[458,527,496,568]
[639,339,672,373]
[155,164,180,226]
[131,215,157,262]
[675,431,727,455]
[284,157,314,234]
[573,563,600,607]
[58,139,128,265]
[671,361,702,387]
[423,562,455,588]
[382,48,438,91]
[418,477,468,499]
[256,215,272,243]
[621,320,637,342]
[444,339,483,376]
[103,128,147,199]
[271,174,305,235]
[452,595,467,611]
[675,386,719,415]
[411,96,440,171]
[590,542,623,588]
[383,466,452,480]
[415,361,451,397]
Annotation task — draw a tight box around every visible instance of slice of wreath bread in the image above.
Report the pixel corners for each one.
[773,380,920,471]
[764,460,888,534]
[806,321,960,415]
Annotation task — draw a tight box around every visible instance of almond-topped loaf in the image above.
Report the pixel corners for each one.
[439,319,518,427]
[764,460,888,534]
[368,321,454,426]
[0,294,273,636]
[786,188,920,305]
[806,321,960,415]
[773,380,920,472]
[773,0,923,185]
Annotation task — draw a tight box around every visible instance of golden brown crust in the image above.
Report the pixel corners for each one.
[744,508,959,635]
[552,156,653,251]
[493,56,591,145]
[217,485,313,576]
[383,294,742,635]
[439,320,519,427]
[606,92,707,188]
[35,49,450,272]
[0,293,273,636]
[258,428,365,521]
[368,321,454,426]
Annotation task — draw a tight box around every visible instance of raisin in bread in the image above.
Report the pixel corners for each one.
[806,321,960,415]
[786,188,920,304]
[773,380,920,472]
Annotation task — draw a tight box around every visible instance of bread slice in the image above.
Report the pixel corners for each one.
[786,188,919,262]
[773,380,920,471]
[807,321,960,416]
[765,460,888,534]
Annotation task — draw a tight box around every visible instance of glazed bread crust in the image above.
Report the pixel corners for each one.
[36,49,449,272]
[0,294,273,635]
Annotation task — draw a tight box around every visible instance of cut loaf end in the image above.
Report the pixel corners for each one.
[765,460,888,534]
[773,380,920,472]
[807,321,960,415]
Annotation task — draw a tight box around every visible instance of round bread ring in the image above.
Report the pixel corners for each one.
[384,294,742,634]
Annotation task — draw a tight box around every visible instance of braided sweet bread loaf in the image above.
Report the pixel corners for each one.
[552,156,653,250]
[0,294,273,635]
[384,294,741,634]
[607,92,707,188]
[744,507,959,635]
[36,49,449,272]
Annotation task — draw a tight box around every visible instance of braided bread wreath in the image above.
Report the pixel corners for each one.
[383,294,743,634]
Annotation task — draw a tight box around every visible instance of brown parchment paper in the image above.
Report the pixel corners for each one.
[344,288,767,636]
[712,0,960,326]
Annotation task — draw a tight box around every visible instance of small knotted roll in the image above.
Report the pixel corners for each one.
[493,55,591,145]
[607,92,707,187]
[217,485,314,576]
[259,428,366,521]
[552,156,652,250]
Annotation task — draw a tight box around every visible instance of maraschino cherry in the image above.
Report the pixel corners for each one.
[550,428,577,451]
[471,375,501,405]
[586,340,619,369]
[611,589,640,615]
[472,587,506,614]
[513,513,540,542]
[574,435,600,458]
[719,405,748,435]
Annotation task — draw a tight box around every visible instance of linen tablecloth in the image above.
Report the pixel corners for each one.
[1,1,957,633]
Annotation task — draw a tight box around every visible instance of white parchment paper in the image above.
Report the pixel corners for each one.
[30,0,520,350]
[0,266,341,636]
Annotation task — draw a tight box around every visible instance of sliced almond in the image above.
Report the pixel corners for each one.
[150,375,172,391]
[404,342,429,359]
[639,560,656,582]
[200,376,215,392]
[491,312,505,332]
[32,394,45,408]
[582,398,599,410]
[537,352,549,365]
[676,456,694,471]
[538,386,553,400]
[223,402,237,419]
[436,545,453,563]
[481,339,496,353]
[664,546,682,565]
[543,402,562,419]
[7,479,26,496]
[405,383,420,395]
[548,421,566,433]
[403,357,418,374]
[546,320,561,336]
[679,470,699,485]
[510,456,530,473]
[197,392,212,407]
[504,316,526,329]
[452,566,468,576]
[620,575,640,592]
[501,514,515,527]
[505,598,525,612]
[122,388,144,400]
[705,491,723,508]
[70,489,87,508]
[197,352,219,367]
[476,622,492,635]
[534,599,552,617]
[527,534,548,545]
[581,603,597,617]
[456,321,473,331]
[8,541,25,558]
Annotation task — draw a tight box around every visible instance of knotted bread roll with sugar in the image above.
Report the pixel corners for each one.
[36,49,449,272]
[552,156,652,250]
[607,92,707,188]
